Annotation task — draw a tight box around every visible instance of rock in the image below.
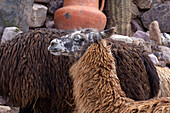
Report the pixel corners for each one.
[133,30,149,41]
[0,106,11,113]
[148,54,159,65]
[0,26,3,35]
[0,0,34,32]
[155,0,162,2]
[34,0,50,3]
[158,61,166,67]
[149,21,162,45]
[163,33,170,40]
[48,0,64,14]
[151,0,162,8]
[158,46,170,65]
[29,3,48,28]
[131,37,145,45]
[0,96,6,105]
[141,4,170,32]
[131,20,144,33]
[130,3,140,19]
[1,27,23,44]
[110,34,133,43]
[45,21,55,28]
[153,51,161,59]
[143,41,153,53]
[164,0,170,4]
[11,107,19,113]
[133,0,152,9]
[0,26,3,42]
[162,33,170,47]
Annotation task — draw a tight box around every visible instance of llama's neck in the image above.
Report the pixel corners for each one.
[70,40,126,113]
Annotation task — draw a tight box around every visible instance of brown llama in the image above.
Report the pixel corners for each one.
[70,40,170,112]
[48,28,170,112]
[156,66,170,97]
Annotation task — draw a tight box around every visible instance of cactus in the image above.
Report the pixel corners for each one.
[108,0,132,36]
[103,0,115,29]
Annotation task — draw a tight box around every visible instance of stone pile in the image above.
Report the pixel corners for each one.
[32,0,64,29]
[128,0,170,68]
[111,20,170,68]
[131,0,170,33]
[0,0,34,32]
[0,0,64,41]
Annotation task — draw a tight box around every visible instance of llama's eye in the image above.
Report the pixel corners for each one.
[73,35,83,41]
[51,42,55,46]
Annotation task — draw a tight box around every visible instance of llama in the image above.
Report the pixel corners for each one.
[48,27,160,101]
[156,66,170,97]
[70,40,170,112]
[48,29,170,112]
[0,28,76,113]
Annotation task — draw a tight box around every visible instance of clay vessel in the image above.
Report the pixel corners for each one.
[54,0,106,30]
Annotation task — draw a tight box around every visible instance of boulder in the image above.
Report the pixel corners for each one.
[133,30,149,41]
[0,106,11,113]
[45,21,55,28]
[158,46,170,65]
[141,4,170,32]
[164,0,170,4]
[110,34,133,43]
[0,96,6,105]
[48,0,64,14]
[1,27,22,44]
[130,3,140,19]
[131,37,145,45]
[131,20,144,33]
[11,107,19,113]
[34,0,50,3]
[0,26,3,42]
[162,33,170,47]
[149,21,162,45]
[142,41,153,53]
[29,3,48,28]
[133,0,152,9]
[0,0,34,32]
[0,26,3,35]
[148,54,159,65]
[0,106,19,113]
[151,0,163,8]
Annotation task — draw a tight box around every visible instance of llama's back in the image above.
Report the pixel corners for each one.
[107,39,159,100]
[156,66,170,97]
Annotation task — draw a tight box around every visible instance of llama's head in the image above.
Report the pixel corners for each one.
[48,27,115,57]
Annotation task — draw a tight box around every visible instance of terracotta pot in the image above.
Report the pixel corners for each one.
[54,0,106,30]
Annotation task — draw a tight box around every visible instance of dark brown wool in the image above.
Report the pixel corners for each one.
[0,29,75,113]
[106,39,159,100]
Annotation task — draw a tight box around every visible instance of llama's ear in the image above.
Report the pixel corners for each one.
[100,27,116,39]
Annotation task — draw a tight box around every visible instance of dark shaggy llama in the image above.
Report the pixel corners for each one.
[0,29,76,113]
[48,28,170,113]
[48,27,159,101]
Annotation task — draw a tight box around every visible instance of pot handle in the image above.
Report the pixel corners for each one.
[99,0,105,11]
